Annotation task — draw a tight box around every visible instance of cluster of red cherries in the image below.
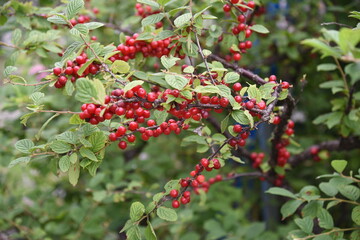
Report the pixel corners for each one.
[223,0,256,13]
[310,146,322,162]
[52,52,101,88]
[108,33,184,62]
[170,158,223,208]
[135,3,163,29]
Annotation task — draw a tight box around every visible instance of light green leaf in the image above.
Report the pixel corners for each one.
[281,199,303,219]
[126,226,141,240]
[301,39,341,58]
[331,160,348,173]
[154,110,168,124]
[66,0,84,19]
[294,216,313,234]
[75,78,98,103]
[111,60,130,74]
[11,29,22,45]
[68,160,80,186]
[141,13,164,27]
[130,202,145,221]
[93,79,106,104]
[221,114,230,133]
[319,182,338,197]
[50,141,72,154]
[47,15,68,25]
[145,220,157,240]
[57,131,77,145]
[161,55,180,69]
[174,13,192,28]
[156,207,178,221]
[8,157,31,168]
[339,185,360,201]
[224,72,240,83]
[154,30,174,41]
[88,132,106,152]
[59,155,71,172]
[70,24,89,36]
[84,22,104,30]
[15,139,35,154]
[123,80,144,93]
[165,75,188,90]
[352,206,360,225]
[77,58,95,76]
[249,24,270,34]
[266,187,297,198]
[137,0,160,8]
[70,153,78,164]
[317,63,337,71]
[80,147,98,162]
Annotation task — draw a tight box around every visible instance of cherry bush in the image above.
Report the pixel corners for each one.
[1,0,359,239]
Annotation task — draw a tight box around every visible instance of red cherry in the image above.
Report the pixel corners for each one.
[285,128,294,136]
[53,67,62,76]
[233,124,242,133]
[75,56,86,64]
[233,53,242,61]
[196,175,205,183]
[245,101,254,109]
[233,83,242,91]
[109,133,117,141]
[287,120,295,128]
[170,189,179,198]
[200,158,209,167]
[220,98,229,107]
[247,1,255,9]
[231,0,239,3]
[128,121,138,131]
[223,4,231,12]
[310,146,319,155]
[273,116,281,124]
[180,197,188,205]
[269,75,277,82]
[118,141,127,149]
[172,200,180,208]
[281,81,290,89]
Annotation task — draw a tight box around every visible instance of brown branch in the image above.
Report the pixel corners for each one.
[223,171,263,181]
[289,136,360,166]
[209,54,267,85]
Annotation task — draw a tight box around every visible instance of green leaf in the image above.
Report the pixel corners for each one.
[69,114,85,124]
[331,160,348,173]
[80,147,98,162]
[313,236,332,240]
[130,202,145,221]
[64,80,75,96]
[350,231,360,240]
[62,41,83,63]
[136,32,154,40]
[165,75,188,90]
[11,29,22,46]
[8,157,31,168]
[231,110,251,126]
[77,58,95,76]
[50,141,72,154]
[66,0,84,19]
[339,185,360,201]
[154,110,168,124]
[301,39,341,58]
[193,85,220,94]
[123,80,144,93]
[247,85,262,103]
[68,160,80,186]
[345,62,360,85]
[70,24,89,36]
[163,179,180,194]
[221,114,230,133]
[75,78,98,103]
[294,216,313,234]
[352,206,360,225]
[266,187,297,198]
[47,15,68,25]
[154,30,174,41]
[280,200,303,219]
[174,13,192,28]
[57,131,77,145]
[84,22,104,30]
[319,182,338,197]
[15,139,35,154]
[4,66,17,78]
[93,79,106,104]
[224,72,240,83]
[249,24,270,34]
[145,220,157,240]
[317,63,337,71]
[111,60,130,74]
[141,13,164,27]
[69,153,78,164]
[126,226,141,240]
[339,28,360,54]
[59,155,71,172]
[137,0,160,8]
[88,132,106,152]
[156,207,178,221]
[161,55,180,69]
[318,208,334,229]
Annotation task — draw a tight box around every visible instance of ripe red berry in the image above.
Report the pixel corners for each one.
[269,75,277,82]
[75,56,86,64]
[247,1,255,9]
[128,121,138,131]
[200,158,209,167]
[287,120,295,128]
[196,175,205,183]
[231,0,239,3]
[183,191,191,198]
[233,83,242,91]
[223,4,231,12]
[170,189,179,198]
[245,101,254,109]
[109,133,117,141]
[118,141,127,149]
[285,128,294,136]
[310,146,319,155]
[220,98,229,107]
[58,76,68,85]
[180,197,188,205]
[53,67,62,76]
[233,53,242,61]
[172,200,180,208]
[272,116,281,125]
[233,124,242,133]
[281,81,290,89]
